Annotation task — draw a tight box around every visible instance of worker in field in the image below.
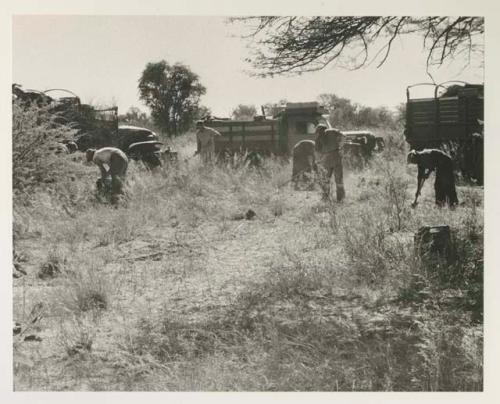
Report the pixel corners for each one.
[86,147,129,197]
[195,120,221,163]
[407,149,458,208]
[314,124,345,202]
[292,140,316,190]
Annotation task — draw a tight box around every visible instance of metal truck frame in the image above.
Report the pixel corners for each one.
[204,102,331,156]
[404,81,483,184]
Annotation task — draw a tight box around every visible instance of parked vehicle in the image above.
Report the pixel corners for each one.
[404,81,483,184]
[204,102,331,156]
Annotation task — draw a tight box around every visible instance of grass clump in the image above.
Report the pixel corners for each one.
[60,264,111,313]
[56,314,97,357]
[38,248,66,279]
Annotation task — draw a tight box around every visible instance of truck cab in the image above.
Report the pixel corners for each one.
[277,102,331,152]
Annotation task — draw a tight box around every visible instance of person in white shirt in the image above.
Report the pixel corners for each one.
[195,121,221,163]
[86,147,128,194]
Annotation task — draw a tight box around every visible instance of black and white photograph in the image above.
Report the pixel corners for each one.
[4,1,499,399]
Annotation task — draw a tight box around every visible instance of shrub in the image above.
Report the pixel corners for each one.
[340,210,412,284]
[12,101,76,197]
[376,159,412,231]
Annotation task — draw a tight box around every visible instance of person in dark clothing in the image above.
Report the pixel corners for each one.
[407,149,458,207]
[292,140,316,190]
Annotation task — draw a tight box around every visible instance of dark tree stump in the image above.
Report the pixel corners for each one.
[414,225,453,265]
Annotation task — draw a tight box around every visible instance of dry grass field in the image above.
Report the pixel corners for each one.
[12,113,483,391]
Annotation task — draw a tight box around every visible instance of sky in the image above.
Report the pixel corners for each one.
[13,15,484,117]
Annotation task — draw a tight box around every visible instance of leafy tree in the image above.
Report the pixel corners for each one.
[261,99,288,117]
[233,17,484,76]
[317,93,399,129]
[118,106,152,126]
[194,105,212,121]
[395,103,406,127]
[138,61,206,136]
[318,93,357,127]
[231,104,257,120]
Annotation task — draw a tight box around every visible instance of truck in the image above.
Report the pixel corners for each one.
[46,91,160,154]
[204,102,331,156]
[404,81,484,184]
[41,89,121,151]
[13,85,159,155]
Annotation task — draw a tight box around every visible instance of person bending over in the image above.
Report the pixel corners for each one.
[86,147,129,195]
[407,148,458,207]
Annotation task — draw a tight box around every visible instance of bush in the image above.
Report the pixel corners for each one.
[340,210,412,284]
[376,159,412,231]
[12,101,76,197]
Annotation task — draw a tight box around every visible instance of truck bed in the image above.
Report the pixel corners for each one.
[405,91,483,147]
[206,119,281,154]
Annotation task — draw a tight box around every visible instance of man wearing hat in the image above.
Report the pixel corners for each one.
[314,124,345,201]
[407,148,458,207]
[195,120,222,163]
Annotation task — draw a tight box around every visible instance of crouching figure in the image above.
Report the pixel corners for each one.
[86,147,128,200]
[292,140,316,190]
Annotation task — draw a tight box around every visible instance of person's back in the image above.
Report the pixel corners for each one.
[197,126,220,144]
[87,147,129,199]
[294,139,315,154]
[314,128,345,201]
[407,148,457,207]
[196,122,221,162]
[292,140,316,188]
[315,129,342,152]
[293,140,315,167]
[91,147,128,166]
[412,149,452,169]
[315,129,343,167]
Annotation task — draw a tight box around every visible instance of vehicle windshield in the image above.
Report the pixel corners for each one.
[306,122,316,135]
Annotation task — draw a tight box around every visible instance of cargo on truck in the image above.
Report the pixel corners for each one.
[12,84,162,158]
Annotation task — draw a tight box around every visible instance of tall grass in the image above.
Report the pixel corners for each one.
[12,108,483,391]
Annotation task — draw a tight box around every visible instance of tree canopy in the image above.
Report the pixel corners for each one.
[138,61,206,136]
[318,93,399,130]
[231,104,258,120]
[233,17,484,76]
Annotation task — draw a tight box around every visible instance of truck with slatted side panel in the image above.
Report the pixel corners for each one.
[404,82,484,183]
[204,102,331,156]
